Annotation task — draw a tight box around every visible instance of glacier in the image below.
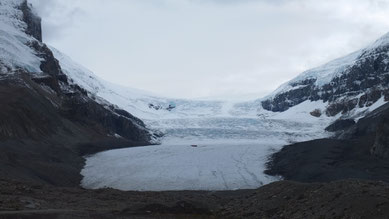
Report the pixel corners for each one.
[81,114,332,191]
[51,47,339,190]
[50,45,388,191]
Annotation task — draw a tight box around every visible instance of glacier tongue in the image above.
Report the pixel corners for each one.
[81,115,331,191]
[80,98,334,191]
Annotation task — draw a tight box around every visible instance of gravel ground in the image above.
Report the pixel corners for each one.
[1,179,389,219]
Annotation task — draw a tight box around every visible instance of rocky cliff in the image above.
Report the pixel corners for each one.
[19,0,41,42]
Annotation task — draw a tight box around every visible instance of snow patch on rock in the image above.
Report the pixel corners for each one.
[0,0,42,73]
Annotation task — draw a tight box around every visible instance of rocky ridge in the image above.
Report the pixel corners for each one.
[261,33,389,117]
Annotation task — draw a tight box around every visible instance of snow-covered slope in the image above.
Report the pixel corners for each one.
[0,0,42,73]
[52,47,264,121]
[52,47,329,122]
[53,33,389,127]
[269,32,389,94]
[3,0,388,126]
[0,0,152,145]
[262,33,389,117]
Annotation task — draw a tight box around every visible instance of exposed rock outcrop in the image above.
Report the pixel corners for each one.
[325,119,355,132]
[371,117,389,158]
[19,0,42,42]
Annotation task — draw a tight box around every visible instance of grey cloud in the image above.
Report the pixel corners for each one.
[29,0,85,41]
[27,0,389,99]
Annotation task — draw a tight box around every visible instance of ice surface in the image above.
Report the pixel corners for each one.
[82,133,328,191]
[81,105,332,191]
[80,95,385,191]
[82,141,284,191]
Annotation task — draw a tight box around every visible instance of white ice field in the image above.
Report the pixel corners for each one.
[80,98,387,191]
[81,113,332,191]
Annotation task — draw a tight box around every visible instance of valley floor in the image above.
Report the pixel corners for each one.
[1,178,389,219]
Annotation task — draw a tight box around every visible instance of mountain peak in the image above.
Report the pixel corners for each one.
[366,31,389,51]
[262,32,389,116]
[0,0,42,73]
[0,0,41,42]
[19,0,42,42]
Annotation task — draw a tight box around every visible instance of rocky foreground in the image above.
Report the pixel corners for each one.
[1,179,389,219]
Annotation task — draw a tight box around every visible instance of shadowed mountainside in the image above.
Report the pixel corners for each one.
[266,102,389,183]
[0,0,152,186]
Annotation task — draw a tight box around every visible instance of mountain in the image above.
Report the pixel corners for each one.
[2,0,389,189]
[3,0,389,218]
[51,33,389,125]
[64,32,388,191]
[261,33,389,117]
[38,1,389,190]
[0,0,152,186]
[262,32,389,183]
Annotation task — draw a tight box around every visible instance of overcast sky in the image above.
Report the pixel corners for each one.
[29,0,389,99]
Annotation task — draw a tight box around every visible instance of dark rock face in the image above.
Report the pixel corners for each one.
[261,78,316,112]
[262,44,389,116]
[266,102,389,183]
[310,109,322,117]
[148,103,176,111]
[325,119,355,132]
[371,117,389,158]
[29,41,68,92]
[19,0,42,42]
[30,41,63,77]
[0,77,61,140]
[61,95,150,142]
[0,72,152,186]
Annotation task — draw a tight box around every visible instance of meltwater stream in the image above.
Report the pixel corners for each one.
[81,117,329,191]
